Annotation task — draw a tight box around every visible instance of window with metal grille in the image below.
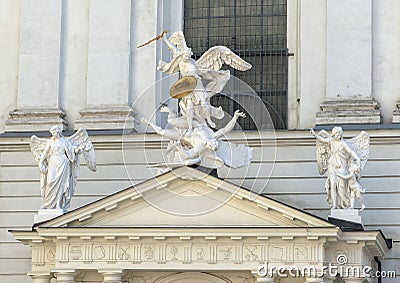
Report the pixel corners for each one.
[184,0,289,130]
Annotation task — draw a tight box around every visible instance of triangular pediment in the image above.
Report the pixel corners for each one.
[38,167,333,228]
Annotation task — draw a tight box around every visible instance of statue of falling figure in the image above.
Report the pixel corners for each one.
[140,30,253,169]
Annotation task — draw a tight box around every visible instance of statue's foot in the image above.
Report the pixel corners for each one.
[360,204,365,212]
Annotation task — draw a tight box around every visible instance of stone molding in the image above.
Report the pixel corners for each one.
[5,108,68,132]
[316,100,381,125]
[75,105,135,130]
[13,229,387,281]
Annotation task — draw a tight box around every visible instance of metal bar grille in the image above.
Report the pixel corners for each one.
[184,0,288,130]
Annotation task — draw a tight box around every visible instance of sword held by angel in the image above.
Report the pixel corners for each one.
[157,30,252,133]
[138,30,253,169]
[138,30,252,133]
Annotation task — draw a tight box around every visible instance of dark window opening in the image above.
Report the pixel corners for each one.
[184,0,289,130]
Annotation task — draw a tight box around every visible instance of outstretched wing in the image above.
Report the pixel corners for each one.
[347,131,370,172]
[30,136,48,165]
[168,31,187,49]
[196,46,252,72]
[68,128,97,171]
[315,130,331,175]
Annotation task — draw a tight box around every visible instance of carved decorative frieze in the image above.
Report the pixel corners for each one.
[52,242,324,269]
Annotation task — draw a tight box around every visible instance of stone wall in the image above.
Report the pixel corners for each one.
[1,1,400,132]
[0,131,399,282]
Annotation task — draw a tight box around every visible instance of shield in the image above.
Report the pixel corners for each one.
[170,76,197,99]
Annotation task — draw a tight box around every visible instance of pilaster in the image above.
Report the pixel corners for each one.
[316,0,381,125]
[75,0,134,130]
[5,0,68,132]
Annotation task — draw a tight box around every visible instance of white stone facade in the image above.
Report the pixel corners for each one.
[0,0,399,282]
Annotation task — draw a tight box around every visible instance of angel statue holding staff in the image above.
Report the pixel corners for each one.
[158,31,252,133]
[310,127,369,210]
[30,125,96,210]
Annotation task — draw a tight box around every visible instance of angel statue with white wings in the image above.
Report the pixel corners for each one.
[30,125,96,210]
[158,31,252,133]
[310,127,369,211]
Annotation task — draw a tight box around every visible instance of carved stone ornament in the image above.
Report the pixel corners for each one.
[141,30,253,169]
[310,127,369,211]
[30,125,97,211]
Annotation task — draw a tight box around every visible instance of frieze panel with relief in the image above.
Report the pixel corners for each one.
[32,245,56,267]
[55,241,324,266]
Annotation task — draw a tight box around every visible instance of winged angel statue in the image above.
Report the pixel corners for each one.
[142,31,253,169]
[310,127,369,210]
[158,31,252,133]
[30,125,96,210]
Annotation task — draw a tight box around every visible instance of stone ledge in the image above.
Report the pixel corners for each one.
[75,106,135,131]
[5,108,68,132]
[316,99,381,125]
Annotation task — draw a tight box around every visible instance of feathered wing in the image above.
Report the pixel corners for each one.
[68,128,97,172]
[30,136,48,165]
[196,46,252,72]
[347,131,370,174]
[30,136,49,196]
[201,70,231,95]
[315,130,331,175]
[168,31,187,49]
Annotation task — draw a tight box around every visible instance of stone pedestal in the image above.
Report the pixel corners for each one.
[316,100,381,125]
[392,101,400,123]
[34,209,66,223]
[75,106,134,130]
[5,109,67,132]
[329,208,361,224]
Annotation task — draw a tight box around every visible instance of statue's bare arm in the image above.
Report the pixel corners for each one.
[310,128,331,143]
[213,110,245,140]
[162,34,178,55]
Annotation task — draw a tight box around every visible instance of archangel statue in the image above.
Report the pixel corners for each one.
[141,30,253,169]
[30,125,96,210]
[310,127,369,211]
[158,31,251,132]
